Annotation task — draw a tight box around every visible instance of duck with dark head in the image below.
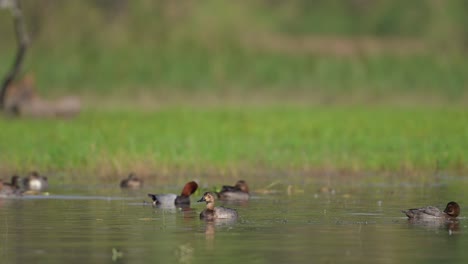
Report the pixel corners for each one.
[217,180,250,201]
[148,181,198,207]
[22,171,48,192]
[402,201,460,219]
[0,175,22,196]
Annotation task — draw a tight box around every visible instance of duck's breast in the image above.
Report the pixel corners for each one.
[200,209,215,220]
[28,179,46,191]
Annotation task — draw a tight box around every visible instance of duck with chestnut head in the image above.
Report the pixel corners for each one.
[402,201,460,219]
[148,181,198,207]
[217,180,250,201]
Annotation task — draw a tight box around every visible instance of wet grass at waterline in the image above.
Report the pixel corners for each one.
[1,106,467,179]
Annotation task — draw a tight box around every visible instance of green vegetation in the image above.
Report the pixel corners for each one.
[3,51,464,103]
[1,106,467,180]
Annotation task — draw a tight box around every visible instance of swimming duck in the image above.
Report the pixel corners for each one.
[22,171,48,192]
[4,175,22,190]
[120,173,143,189]
[198,192,238,220]
[0,176,22,196]
[218,180,250,201]
[148,181,198,207]
[402,201,460,219]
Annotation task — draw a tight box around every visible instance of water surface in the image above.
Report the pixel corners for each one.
[1,175,468,263]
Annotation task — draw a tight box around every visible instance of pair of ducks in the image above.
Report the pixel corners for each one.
[0,172,48,196]
[147,180,249,220]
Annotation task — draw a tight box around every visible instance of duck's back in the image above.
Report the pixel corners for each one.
[214,207,238,219]
[220,185,238,192]
[154,193,178,205]
[403,206,443,218]
[121,179,141,189]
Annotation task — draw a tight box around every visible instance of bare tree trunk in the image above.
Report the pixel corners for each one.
[0,0,30,109]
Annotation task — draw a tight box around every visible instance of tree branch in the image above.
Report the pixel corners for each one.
[0,0,30,109]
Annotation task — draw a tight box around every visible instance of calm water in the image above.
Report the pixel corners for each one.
[1,175,468,264]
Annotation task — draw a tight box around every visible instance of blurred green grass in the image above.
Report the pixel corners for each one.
[1,106,467,178]
[0,1,466,101]
[1,49,466,103]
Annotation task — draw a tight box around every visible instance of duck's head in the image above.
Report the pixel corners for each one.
[198,192,216,203]
[235,180,249,193]
[127,173,137,180]
[29,171,39,178]
[444,201,460,217]
[181,181,198,197]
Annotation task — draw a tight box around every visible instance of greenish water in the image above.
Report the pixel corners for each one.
[1,175,468,263]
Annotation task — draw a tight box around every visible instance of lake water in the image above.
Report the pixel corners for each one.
[1,175,468,263]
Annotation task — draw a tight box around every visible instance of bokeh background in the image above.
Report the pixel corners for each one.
[1,0,467,105]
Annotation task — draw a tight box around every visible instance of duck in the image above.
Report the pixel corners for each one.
[120,173,143,189]
[402,201,460,219]
[22,171,48,192]
[4,175,22,190]
[148,181,198,207]
[198,192,238,220]
[217,180,250,201]
[0,176,22,197]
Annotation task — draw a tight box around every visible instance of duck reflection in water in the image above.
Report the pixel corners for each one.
[203,216,238,250]
[406,218,460,234]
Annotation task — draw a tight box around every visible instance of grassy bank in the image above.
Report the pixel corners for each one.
[1,106,467,182]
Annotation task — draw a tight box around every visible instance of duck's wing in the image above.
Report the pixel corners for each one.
[420,206,444,217]
[403,206,443,218]
[214,207,238,219]
[220,185,237,192]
